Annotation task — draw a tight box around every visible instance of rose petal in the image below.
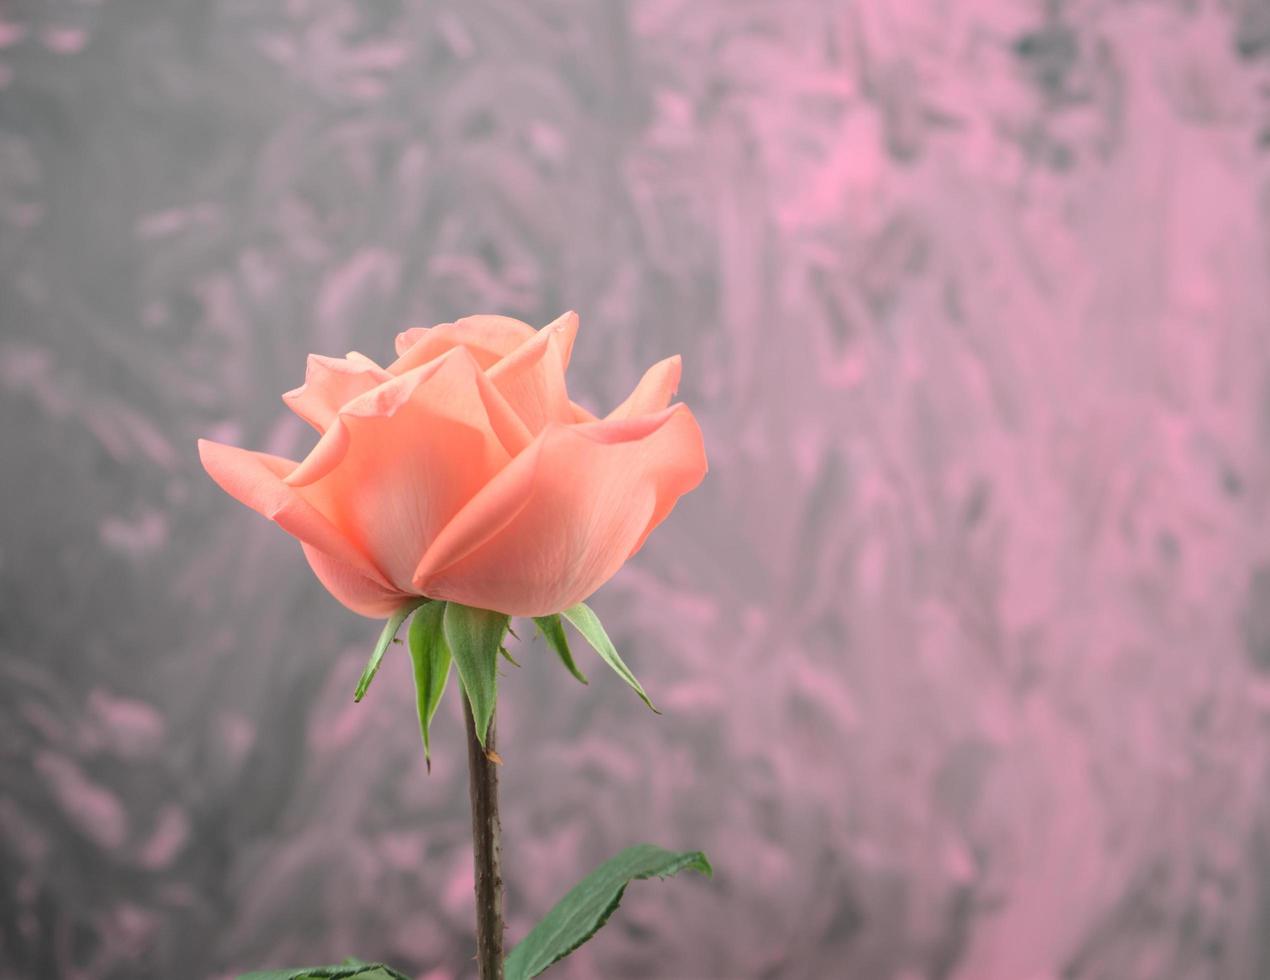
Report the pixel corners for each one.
[284,347,531,488]
[626,425,708,557]
[486,311,580,433]
[394,326,429,358]
[197,440,392,587]
[540,309,579,364]
[606,355,682,420]
[302,544,410,618]
[390,315,537,374]
[412,403,707,616]
[281,353,392,432]
[283,346,530,589]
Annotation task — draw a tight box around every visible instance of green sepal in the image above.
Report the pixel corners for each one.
[353,599,428,702]
[500,644,522,667]
[533,614,588,685]
[560,603,658,712]
[442,602,509,748]
[407,601,451,771]
[237,956,412,980]
[504,844,712,980]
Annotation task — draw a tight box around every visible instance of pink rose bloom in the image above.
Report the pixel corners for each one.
[198,313,706,618]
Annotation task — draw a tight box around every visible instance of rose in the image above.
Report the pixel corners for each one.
[198,312,707,618]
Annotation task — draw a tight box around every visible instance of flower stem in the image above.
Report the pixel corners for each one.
[463,697,505,979]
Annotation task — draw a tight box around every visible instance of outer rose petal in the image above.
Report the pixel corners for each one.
[282,347,530,589]
[302,543,410,618]
[412,403,707,616]
[606,355,682,420]
[486,311,580,433]
[389,315,537,374]
[197,440,392,588]
[281,353,392,432]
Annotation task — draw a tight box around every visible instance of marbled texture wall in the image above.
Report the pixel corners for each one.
[3,1,1270,978]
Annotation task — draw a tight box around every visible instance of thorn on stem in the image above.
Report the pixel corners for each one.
[485,748,504,765]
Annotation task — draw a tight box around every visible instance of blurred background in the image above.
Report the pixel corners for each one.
[3,0,1270,977]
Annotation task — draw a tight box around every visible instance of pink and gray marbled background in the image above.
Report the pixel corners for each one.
[3,1,1270,978]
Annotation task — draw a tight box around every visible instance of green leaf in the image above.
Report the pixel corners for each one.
[504,844,712,980]
[237,958,412,980]
[353,599,429,702]
[560,603,657,712]
[442,602,509,747]
[407,600,451,771]
[532,614,588,685]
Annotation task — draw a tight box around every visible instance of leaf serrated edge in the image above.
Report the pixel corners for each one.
[236,962,412,980]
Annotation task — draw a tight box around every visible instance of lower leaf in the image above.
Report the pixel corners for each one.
[504,844,712,980]
[237,957,411,980]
